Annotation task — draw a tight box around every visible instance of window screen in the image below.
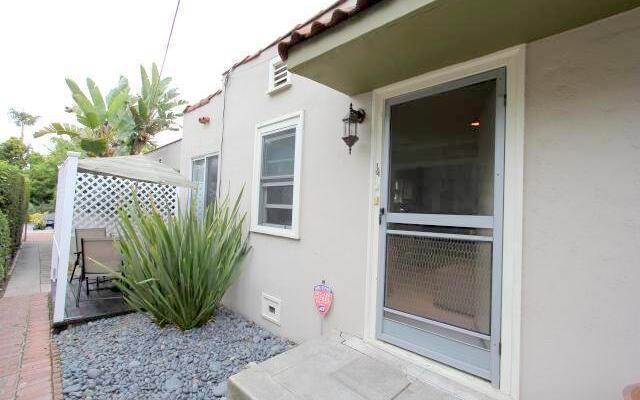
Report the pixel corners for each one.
[191,154,219,217]
[258,128,295,228]
[205,155,219,206]
[191,159,205,217]
[388,79,496,215]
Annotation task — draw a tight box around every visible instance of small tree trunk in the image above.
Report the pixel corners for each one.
[130,139,145,155]
[130,132,149,155]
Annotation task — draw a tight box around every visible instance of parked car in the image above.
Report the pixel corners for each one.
[44,213,55,228]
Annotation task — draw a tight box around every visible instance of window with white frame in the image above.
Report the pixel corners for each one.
[267,57,291,94]
[191,154,219,217]
[251,112,303,238]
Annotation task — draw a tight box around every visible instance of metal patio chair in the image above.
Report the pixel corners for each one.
[76,238,122,306]
[69,228,107,282]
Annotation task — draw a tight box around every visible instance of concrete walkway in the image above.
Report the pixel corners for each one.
[0,232,61,400]
[3,232,52,298]
[229,332,495,400]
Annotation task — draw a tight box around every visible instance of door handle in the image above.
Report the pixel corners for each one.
[379,207,385,225]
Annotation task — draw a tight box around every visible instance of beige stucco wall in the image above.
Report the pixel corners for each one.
[180,7,640,398]
[145,139,183,172]
[182,48,372,343]
[521,7,640,400]
[180,99,224,179]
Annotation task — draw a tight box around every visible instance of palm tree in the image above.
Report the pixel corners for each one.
[8,109,40,142]
[126,63,186,155]
[35,78,134,157]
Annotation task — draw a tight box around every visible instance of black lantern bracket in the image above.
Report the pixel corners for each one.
[342,103,366,154]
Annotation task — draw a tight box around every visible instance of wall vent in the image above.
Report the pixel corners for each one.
[261,292,281,325]
[267,57,291,94]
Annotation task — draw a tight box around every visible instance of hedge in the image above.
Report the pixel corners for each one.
[0,212,8,281]
[0,160,29,253]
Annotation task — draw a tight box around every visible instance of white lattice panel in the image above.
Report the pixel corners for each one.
[73,173,177,236]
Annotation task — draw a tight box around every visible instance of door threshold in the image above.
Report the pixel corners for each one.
[352,335,513,400]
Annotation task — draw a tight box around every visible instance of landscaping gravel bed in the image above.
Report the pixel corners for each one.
[54,309,294,400]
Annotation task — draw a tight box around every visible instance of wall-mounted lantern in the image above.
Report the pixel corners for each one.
[342,103,365,154]
[198,116,210,125]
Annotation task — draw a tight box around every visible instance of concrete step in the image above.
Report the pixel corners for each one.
[228,332,504,400]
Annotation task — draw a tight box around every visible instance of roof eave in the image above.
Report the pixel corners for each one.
[285,0,640,95]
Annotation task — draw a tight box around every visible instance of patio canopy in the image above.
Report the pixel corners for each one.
[51,152,193,325]
[77,155,196,189]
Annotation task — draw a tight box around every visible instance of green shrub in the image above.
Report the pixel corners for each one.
[28,213,47,230]
[0,212,9,282]
[28,201,54,215]
[0,161,29,251]
[113,192,249,330]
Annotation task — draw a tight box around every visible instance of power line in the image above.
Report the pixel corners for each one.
[160,0,182,77]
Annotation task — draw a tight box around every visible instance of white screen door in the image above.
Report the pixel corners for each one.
[378,68,506,385]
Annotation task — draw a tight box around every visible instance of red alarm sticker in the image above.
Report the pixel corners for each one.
[313,283,333,318]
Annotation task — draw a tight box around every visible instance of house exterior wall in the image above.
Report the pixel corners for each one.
[180,99,224,181]
[145,139,183,171]
[180,6,639,399]
[520,7,640,400]
[182,48,372,343]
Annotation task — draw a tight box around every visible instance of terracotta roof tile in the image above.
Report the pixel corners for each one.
[183,89,222,114]
[278,0,385,61]
[221,0,352,75]
[185,1,382,113]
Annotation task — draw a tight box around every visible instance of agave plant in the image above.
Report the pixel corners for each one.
[35,77,134,157]
[112,192,249,330]
[126,63,186,155]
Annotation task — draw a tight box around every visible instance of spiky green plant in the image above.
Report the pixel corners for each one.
[113,192,249,330]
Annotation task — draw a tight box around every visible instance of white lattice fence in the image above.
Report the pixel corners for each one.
[73,172,177,236]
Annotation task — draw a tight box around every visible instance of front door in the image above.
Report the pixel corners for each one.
[378,68,505,385]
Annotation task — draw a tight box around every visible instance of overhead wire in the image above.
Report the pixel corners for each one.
[160,0,182,78]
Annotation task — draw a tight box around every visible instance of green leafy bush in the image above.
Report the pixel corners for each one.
[0,212,9,282]
[28,201,54,215]
[0,161,29,251]
[113,192,249,330]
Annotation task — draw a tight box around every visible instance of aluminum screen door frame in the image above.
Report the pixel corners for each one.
[376,68,506,385]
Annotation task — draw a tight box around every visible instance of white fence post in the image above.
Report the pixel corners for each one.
[52,152,79,324]
[50,162,65,281]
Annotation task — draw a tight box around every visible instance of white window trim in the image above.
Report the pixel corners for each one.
[267,57,292,95]
[251,111,304,239]
[189,151,221,210]
[364,45,525,400]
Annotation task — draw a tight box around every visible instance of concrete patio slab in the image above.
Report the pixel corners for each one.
[228,332,499,400]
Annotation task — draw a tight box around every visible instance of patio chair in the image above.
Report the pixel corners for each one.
[69,228,107,282]
[76,238,122,306]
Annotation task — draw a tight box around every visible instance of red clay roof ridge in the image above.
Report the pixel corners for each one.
[278,0,385,61]
[183,89,222,114]
[184,0,381,114]
[222,0,349,75]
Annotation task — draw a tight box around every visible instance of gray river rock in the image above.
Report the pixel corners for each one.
[54,309,293,399]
